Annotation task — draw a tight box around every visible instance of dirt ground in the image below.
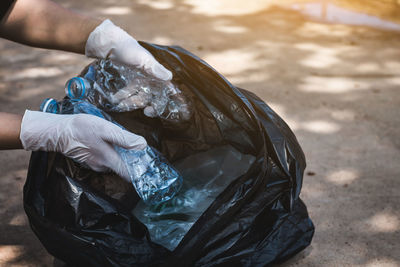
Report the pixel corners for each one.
[0,0,399,266]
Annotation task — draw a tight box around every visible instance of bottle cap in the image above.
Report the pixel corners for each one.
[39,98,59,113]
[65,77,87,100]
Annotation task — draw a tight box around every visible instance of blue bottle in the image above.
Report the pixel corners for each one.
[64,77,92,100]
[39,98,183,205]
[39,98,59,113]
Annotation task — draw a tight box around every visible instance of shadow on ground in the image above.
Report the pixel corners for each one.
[0,0,399,266]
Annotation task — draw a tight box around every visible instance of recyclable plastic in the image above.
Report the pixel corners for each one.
[65,59,192,122]
[25,42,314,267]
[39,98,59,114]
[134,145,256,250]
[64,77,92,100]
[117,146,182,205]
[39,98,183,205]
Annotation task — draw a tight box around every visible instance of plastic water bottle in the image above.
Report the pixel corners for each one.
[63,66,98,101]
[39,98,59,113]
[116,146,183,205]
[39,98,183,205]
[65,77,93,100]
[64,59,192,122]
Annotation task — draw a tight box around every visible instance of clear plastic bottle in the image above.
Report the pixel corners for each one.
[116,146,183,204]
[64,77,93,100]
[39,98,183,205]
[64,59,192,122]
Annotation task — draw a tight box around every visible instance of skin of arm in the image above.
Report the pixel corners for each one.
[0,0,101,149]
[0,113,22,149]
[0,0,101,54]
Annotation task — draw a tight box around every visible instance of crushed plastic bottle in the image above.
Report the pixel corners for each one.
[116,146,183,204]
[39,98,183,205]
[65,59,192,122]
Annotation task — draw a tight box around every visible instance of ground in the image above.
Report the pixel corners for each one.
[0,0,399,266]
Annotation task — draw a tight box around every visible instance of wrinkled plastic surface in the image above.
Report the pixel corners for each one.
[117,145,183,205]
[74,59,192,122]
[67,100,183,205]
[24,42,314,267]
[39,98,183,205]
[134,145,256,251]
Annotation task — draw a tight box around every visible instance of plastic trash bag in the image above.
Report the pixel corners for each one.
[23,42,314,267]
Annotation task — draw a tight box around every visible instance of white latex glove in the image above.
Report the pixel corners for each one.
[85,19,172,81]
[20,110,147,181]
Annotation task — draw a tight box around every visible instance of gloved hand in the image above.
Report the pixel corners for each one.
[20,110,147,181]
[85,19,172,81]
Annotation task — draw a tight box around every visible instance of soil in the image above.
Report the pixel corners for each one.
[0,0,399,266]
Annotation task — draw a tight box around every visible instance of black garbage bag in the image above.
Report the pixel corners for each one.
[23,42,314,267]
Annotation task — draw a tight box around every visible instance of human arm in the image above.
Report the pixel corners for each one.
[0,110,146,181]
[0,0,99,54]
[0,112,23,149]
[0,0,172,80]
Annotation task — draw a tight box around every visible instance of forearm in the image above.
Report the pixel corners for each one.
[0,0,100,54]
[0,112,23,149]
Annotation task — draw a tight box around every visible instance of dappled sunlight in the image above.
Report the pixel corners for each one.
[0,52,42,64]
[8,86,65,102]
[356,62,381,73]
[8,212,28,227]
[214,21,248,34]
[137,0,174,10]
[384,61,400,70]
[255,40,285,48]
[228,71,271,84]
[299,76,369,93]
[4,67,63,81]
[203,48,272,76]
[330,109,355,121]
[294,43,359,69]
[299,47,340,69]
[98,6,132,15]
[41,51,89,66]
[367,212,399,233]
[43,53,78,62]
[326,169,359,185]
[0,0,399,266]
[183,0,274,16]
[387,77,400,86]
[267,102,300,131]
[0,246,23,265]
[301,120,340,134]
[365,259,400,267]
[297,22,354,37]
[298,180,326,200]
[263,103,342,134]
[201,46,274,84]
[294,43,363,69]
[259,103,342,134]
[149,36,172,45]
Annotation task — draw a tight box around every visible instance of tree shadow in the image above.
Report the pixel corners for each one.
[0,0,399,265]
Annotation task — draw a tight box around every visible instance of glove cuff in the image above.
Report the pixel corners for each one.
[20,110,60,152]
